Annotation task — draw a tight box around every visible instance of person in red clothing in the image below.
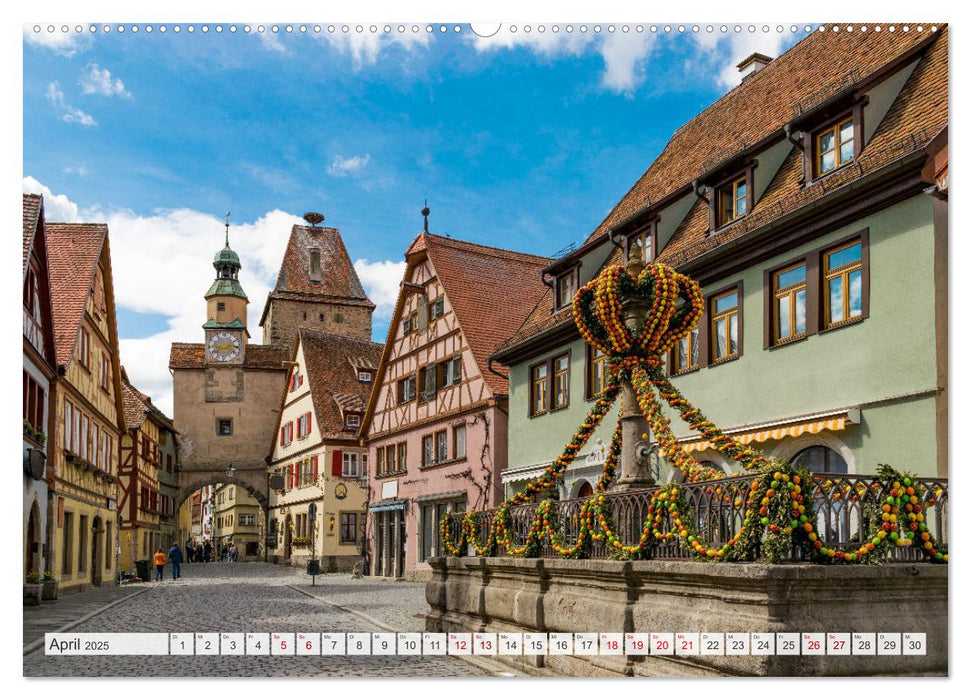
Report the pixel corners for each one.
[153,548,167,581]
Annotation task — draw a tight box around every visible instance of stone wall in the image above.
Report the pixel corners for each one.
[263,299,372,351]
[425,557,947,677]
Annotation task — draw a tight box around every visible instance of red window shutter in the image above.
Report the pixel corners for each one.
[280,426,285,446]
[289,374,295,391]
[305,412,312,435]
[332,450,343,477]
[312,455,318,481]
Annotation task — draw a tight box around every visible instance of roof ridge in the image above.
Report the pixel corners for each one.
[298,326,383,348]
[420,233,551,263]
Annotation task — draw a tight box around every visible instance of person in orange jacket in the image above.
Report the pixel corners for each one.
[153,547,167,581]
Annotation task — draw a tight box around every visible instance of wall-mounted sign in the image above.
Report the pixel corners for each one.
[381,480,398,499]
[335,482,348,500]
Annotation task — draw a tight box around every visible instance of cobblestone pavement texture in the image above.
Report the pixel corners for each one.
[23,581,151,648]
[24,562,487,678]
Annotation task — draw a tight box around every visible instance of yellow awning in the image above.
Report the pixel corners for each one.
[679,411,855,453]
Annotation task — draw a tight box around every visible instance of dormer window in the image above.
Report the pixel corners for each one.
[815,116,855,177]
[706,167,754,233]
[624,225,655,265]
[555,269,578,310]
[357,369,373,383]
[308,248,322,283]
[716,176,748,228]
[344,413,361,430]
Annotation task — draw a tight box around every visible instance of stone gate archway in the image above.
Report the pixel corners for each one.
[176,467,270,562]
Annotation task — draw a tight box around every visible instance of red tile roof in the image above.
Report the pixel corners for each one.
[121,368,176,432]
[121,377,149,430]
[415,234,552,394]
[497,25,947,356]
[260,225,374,325]
[298,328,384,439]
[45,223,108,368]
[658,25,947,269]
[583,24,938,246]
[23,194,42,274]
[168,342,288,370]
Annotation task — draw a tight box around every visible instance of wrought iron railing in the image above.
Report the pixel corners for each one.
[441,472,947,563]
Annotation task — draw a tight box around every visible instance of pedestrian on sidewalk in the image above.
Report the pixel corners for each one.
[168,542,184,580]
[153,547,167,582]
[203,541,212,562]
[230,543,238,563]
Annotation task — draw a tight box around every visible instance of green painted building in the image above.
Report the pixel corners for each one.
[492,26,948,496]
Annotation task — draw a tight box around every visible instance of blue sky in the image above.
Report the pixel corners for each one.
[23,22,804,412]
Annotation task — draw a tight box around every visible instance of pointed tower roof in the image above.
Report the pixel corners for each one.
[259,224,375,327]
[205,220,247,300]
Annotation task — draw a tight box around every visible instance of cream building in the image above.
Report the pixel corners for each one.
[267,328,381,571]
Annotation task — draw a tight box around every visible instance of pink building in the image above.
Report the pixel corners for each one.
[361,228,549,580]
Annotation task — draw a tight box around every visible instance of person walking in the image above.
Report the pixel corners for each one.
[153,547,167,582]
[203,541,212,563]
[230,543,238,563]
[168,542,184,580]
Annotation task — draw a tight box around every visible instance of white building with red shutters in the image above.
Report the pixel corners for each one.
[265,327,382,571]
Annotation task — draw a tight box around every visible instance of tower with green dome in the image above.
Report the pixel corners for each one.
[203,221,249,364]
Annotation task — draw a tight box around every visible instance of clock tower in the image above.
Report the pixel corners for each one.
[203,223,248,365]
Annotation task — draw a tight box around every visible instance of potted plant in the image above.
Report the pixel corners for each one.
[41,571,58,600]
[24,573,42,606]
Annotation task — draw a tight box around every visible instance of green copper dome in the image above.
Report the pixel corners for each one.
[214,245,240,266]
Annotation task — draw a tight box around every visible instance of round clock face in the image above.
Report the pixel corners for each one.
[207,331,241,362]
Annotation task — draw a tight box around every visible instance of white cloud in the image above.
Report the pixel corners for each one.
[22,178,310,414]
[46,81,97,127]
[23,178,409,414]
[246,25,287,54]
[469,26,654,94]
[23,175,80,222]
[354,259,406,320]
[600,32,655,93]
[469,25,590,57]
[63,165,90,176]
[62,106,98,126]
[327,154,371,177]
[23,25,91,56]
[692,29,792,89]
[317,28,431,68]
[80,64,131,98]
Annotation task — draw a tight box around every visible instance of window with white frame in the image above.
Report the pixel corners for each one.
[342,452,362,478]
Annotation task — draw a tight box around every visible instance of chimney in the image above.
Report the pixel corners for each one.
[737,52,773,82]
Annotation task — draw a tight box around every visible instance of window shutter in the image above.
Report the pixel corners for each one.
[306,412,312,435]
[312,455,318,481]
[333,450,343,477]
[417,294,429,333]
[289,463,295,489]
[280,426,285,446]
[289,374,295,391]
[426,365,437,393]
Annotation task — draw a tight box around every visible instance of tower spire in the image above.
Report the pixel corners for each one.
[421,200,430,233]
[224,211,231,247]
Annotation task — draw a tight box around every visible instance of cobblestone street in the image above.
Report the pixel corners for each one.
[24,562,498,678]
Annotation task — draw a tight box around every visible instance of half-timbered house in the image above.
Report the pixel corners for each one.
[119,371,177,573]
[360,231,549,580]
[46,221,126,592]
[267,328,382,571]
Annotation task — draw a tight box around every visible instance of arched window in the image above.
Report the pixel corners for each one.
[576,481,594,499]
[792,445,848,474]
[698,460,724,474]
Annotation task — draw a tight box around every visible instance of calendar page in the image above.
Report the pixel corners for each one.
[20,0,950,689]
